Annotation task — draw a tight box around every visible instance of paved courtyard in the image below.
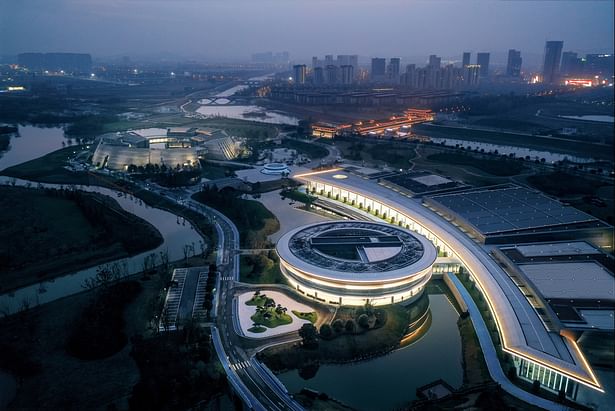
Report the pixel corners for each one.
[237,290,316,338]
[257,189,332,243]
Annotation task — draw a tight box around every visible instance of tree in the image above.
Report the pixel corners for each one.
[299,323,319,349]
[332,319,344,333]
[319,324,333,339]
[358,314,370,329]
[344,319,356,334]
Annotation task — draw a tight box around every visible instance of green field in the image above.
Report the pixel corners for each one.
[0,186,162,292]
[292,310,318,324]
[526,172,609,197]
[280,138,329,159]
[240,254,285,284]
[426,152,525,176]
[414,123,613,161]
[193,187,279,248]
[1,145,93,184]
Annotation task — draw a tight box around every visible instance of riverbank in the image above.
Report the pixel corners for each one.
[0,185,163,293]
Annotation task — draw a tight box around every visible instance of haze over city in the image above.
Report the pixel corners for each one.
[0,1,614,411]
[1,0,614,65]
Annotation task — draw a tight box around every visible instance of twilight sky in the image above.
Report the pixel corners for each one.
[1,0,613,65]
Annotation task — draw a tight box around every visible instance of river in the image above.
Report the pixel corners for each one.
[0,126,68,171]
[196,82,300,125]
[429,137,598,164]
[277,294,463,411]
[0,177,204,316]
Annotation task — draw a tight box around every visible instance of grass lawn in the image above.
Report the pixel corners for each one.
[251,310,293,328]
[426,152,525,176]
[280,138,328,159]
[248,325,267,333]
[200,160,249,180]
[239,255,285,284]
[1,145,94,185]
[458,316,491,387]
[292,310,318,324]
[526,171,609,197]
[0,186,162,292]
[246,293,269,306]
[193,188,279,248]
[369,142,417,169]
[280,188,316,205]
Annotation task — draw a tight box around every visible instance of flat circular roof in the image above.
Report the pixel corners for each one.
[277,221,437,283]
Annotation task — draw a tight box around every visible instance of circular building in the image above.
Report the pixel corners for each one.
[261,163,290,175]
[276,221,437,306]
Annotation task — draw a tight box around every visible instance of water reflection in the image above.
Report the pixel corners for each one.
[0,126,68,171]
[0,177,204,316]
[277,293,462,411]
[430,137,596,163]
[196,105,299,125]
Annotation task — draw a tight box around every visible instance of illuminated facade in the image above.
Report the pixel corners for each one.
[294,169,604,400]
[276,221,436,306]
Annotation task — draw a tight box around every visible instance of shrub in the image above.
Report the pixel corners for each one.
[319,324,333,339]
[358,314,370,329]
[332,319,344,333]
[344,319,356,333]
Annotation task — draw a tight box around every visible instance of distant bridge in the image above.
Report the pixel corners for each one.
[198,96,252,106]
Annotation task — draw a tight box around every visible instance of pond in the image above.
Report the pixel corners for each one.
[277,293,463,411]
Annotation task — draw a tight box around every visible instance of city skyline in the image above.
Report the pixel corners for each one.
[1,0,613,63]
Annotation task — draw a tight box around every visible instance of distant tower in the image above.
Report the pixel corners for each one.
[506,49,522,77]
[476,52,490,77]
[542,41,564,84]
[371,58,386,81]
[462,52,471,68]
[340,65,354,85]
[293,64,306,84]
[428,55,441,70]
[325,65,339,84]
[464,65,481,87]
[388,58,401,83]
[560,51,579,77]
[313,67,324,85]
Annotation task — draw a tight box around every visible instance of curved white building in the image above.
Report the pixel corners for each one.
[276,221,437,306]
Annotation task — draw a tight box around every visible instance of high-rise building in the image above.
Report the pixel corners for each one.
[560,51,579,77]
[340,65,354,85]
[428,55,441,70]
[585,53,614,77]
[293,64,307,85]
[506,49,522,77]
[337,54,359,77]
[542,41,564,84]
[476,52,490,77]
[371,58,386,81]
[464,65,481,87]
[312,56,320,69]
[325,65,339,84]
[462,52,471,68]
[313,67,324,85]
[388,58,401,83]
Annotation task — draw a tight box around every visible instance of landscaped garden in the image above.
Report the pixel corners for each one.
[246,291,293,329]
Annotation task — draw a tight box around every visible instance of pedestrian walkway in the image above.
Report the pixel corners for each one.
[192,271,209,321]
[159,268,188,331]
[230,360,251,371]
